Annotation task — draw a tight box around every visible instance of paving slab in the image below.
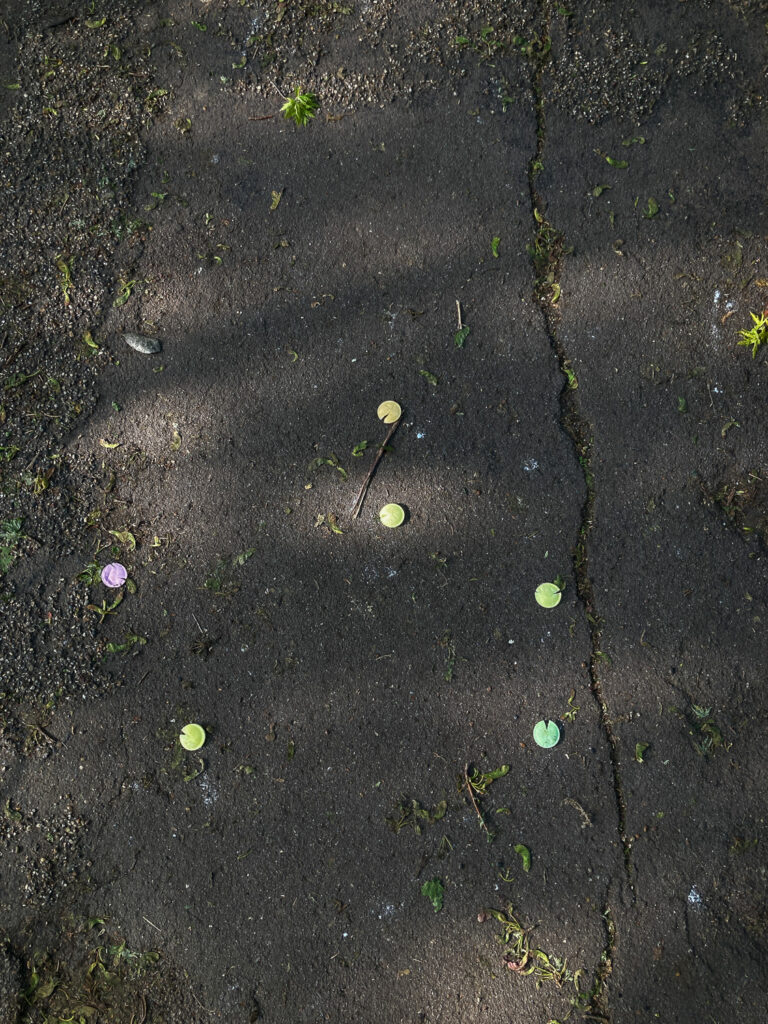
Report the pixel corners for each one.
[543,1,768,1020]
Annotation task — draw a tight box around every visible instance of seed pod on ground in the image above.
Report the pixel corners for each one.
[123,332,162,354]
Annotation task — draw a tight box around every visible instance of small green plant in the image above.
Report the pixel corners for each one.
[76,561,104,585]
[308,452,347,479]
[688,704,728,757]
[105,632,147,655]
[562,689,580,722]
[281,88,319,126]
[0,517,24,574]
[467,764,509,796]
[464,763,509,841]
[738,312,768,358]
[421,878,444,913]
[483,905,585,992]
[86,593,123,623]
[55,253,73,305]
[387,798,447,835]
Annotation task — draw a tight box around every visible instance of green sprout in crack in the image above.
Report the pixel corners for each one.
[737,311,768,358]
[280,88,319,127]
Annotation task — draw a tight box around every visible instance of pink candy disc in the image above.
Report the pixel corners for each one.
[101,562,128,588]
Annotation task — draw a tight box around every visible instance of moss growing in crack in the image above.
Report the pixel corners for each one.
[527,213,570,304]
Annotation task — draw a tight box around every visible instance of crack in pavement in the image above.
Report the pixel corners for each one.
[523,3,636,1017]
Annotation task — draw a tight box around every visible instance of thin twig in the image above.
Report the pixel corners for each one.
[269,78,287,101]
[247,114,275,121]
[464,764,491,838]
[350,418,400,518]
[192,613,205,635]
[456,299,463,330]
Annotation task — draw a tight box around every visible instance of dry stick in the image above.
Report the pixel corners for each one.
[464,764,491,839]
[456,299,463,331]
[350,418,400,518]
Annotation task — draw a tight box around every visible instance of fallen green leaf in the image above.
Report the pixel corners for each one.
[605,156,628,169]
[108,529,136,551]
[592,184,611,197]
[113,279,136,307]
[514,843,531,872]
[491,236,501,258]
[419,369,438,386]
[643,197,659,219]
[232,548,256,566]
[468,764,509,795]
[635,742,650,763]
[454,326,470,348]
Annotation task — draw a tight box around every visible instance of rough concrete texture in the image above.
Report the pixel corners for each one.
[1,1,767,1023]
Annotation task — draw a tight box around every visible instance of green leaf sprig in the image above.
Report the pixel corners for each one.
[281,88,319,127]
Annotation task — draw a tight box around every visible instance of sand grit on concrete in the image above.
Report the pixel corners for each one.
[1,1,767,1023]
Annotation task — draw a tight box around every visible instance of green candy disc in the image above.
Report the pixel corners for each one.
[535,582,562,608]
[179,723,206,751]
[379,503,405,528]
[533,720,560,748]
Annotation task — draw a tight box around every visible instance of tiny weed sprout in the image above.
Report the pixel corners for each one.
[533,720,560,748]
[535,581,562,608]
[377,400,402,423]
[737,312,768,358]
[280,88,319,127]
[379,503,405,528]
[634,742,650,763]
[101,562,127,588]
[179,723,206,751]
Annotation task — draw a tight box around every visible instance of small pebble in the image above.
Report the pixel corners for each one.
[123,332,162,354]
